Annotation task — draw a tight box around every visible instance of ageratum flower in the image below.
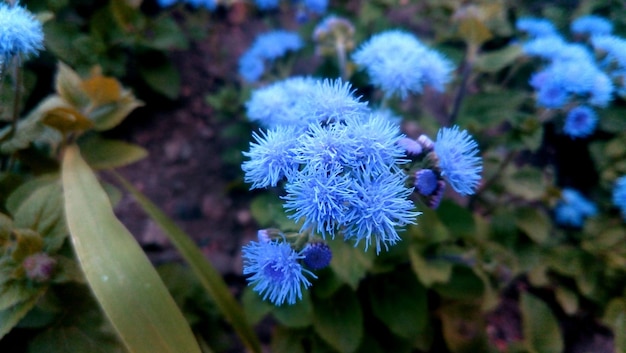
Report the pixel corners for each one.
[523,37,594,63]
[242,125,300,189]
[0,3,44,62]
[242,238,314,305]
[591,35,626,68]
[415,169,438,196]
[343,170,419,253]
[302,78,370,124]
[352,30,453,99]
[302,242,332,270]
[516,17,558,38]
[303,0,328,14]
[245,76,318,127]
[563,106,597,138]
[613,176,626,220]
[254,0,280,10]
[238,51,265,83]
[554,188,597,228]
[571,15,613,36]
[433,126,482,196]
[238,30,303,82]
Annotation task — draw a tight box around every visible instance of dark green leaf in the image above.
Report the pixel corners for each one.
[432,266,484,300]
[520,292,564,353]
[273,290,313,328]
[368,269,428,339]
[515,207,551,244]
[313,286,363,353]
[0,287,46,339]
[138,52,180,99]
[329,238,373,289]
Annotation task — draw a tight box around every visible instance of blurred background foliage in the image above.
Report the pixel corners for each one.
[0,0,625,353]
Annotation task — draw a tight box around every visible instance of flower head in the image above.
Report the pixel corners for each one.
[612,176,626,220]
[554,188,597,228]
[242,126,300,189]
[434,126,482,196]
[302,78,370,124]
[415,169,438,196]
[238,51,265,83]
[302,242,332,270]
[0,3,44,61]
[243,238,314,305]
[516,17,558,38]
[352,30,453,99]
[343,170,419,253]
[571,15,613,36]
[238,30,302,82]
[254,0,280,10]
[563,106,597,138]
[303,0,328,14]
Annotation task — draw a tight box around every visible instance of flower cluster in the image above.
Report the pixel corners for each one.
[517,15,622,139]
[352,30,454,100]
[0,2,44,63]
[238,30,303,83]
[553,188,598,228]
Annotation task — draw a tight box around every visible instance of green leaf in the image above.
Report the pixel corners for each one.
[554,287,578,316]
[138,52,180,100]
[409,245,453,287]
[329,238,373,289]
[504,166,546,201]
[515,207,551,244]
[271,327,307,353]
[520,292,564,353]
[8,177,67,253]
[440,301,488,353]
[250,193,298,231]
[241,286,272,325]
[0,281,42,311]
[78,135,147,170]
[111,171,262,353]
[432,266,484,300]
[0,287,46,339]
[88,91,144,131]
[141,17,189,50]
[272,290,313,328]
[368,269,428,339]
[55,62,90,109]
[62,145,201,353]
[437,200,475,239]
[313,286,363,353]
[474,44,523,73]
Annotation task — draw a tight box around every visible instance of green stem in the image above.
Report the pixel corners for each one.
[335,39,347,81]
[449,44,477,126]
[9,56,23,139]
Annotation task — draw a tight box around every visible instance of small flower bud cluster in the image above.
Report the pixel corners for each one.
[313,16,355,57]
[22,253,56,283]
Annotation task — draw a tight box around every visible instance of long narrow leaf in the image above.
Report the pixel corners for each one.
[62,145,201,353]
[111,171,262,353]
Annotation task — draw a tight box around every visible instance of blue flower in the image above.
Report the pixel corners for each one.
[254,0,280,10]
[238,51,265,83]
[516,17,558,38]
[293,120,358,172]
[554,188,597,228]
[242,238,314,305]
[591,35,626,68]
[242,126,300,189]
[157,0,178,7]
[563,106,597,138]
[433,126,482,196]
[302,242,332,270]
[0,3,44,61]
[342,170,419,253]
[415,169,438,196]
[352,30,453,99]
[238,30,303,83]
[302,78,370,124]
[571,15,613,36]
[283,165,358,237]
[245,76,318,127]
[613,176,626,220]
[303,0,328,14]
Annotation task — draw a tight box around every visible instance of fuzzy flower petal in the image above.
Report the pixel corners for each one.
[433,126,482,196]
[516,17,558,38]
[554,188,597,227]
[571,15,613,36]
[0,3,44,61]
[243,239,314,305]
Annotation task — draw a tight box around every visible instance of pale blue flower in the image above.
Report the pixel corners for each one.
[245,76,318,127]
[238,30,302,82]
[563,106,597,138]
[516,17,558,38]
[352,30,453,99]
[554,188,597,228]
[302,78,370,124]
[571,15,613,36]
[238,51,265,83]
[303,0,328,14]
[346,113,406,173]
[613,176,626,220]
[292,120,358,172]
[343,170,419,253]
[283,165,358,237]
[242,126,300,189]
[433,126,482,196]
[0,3,44,61]
[243,238,314,305]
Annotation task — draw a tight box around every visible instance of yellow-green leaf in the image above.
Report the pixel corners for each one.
[79,135,147,170]
[81,72,122,106]
[42,107,94,133]
[55,62,90,109]
[111,171,262,353]
[89,91,144,131]
[521,292,564,353]
[62,145,201,353]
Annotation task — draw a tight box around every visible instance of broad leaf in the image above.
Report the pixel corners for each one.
[0,286,46,339]
[62,145,201,353]
[313,286,363,353]
[79,135,147,170]
[520,292,564,353]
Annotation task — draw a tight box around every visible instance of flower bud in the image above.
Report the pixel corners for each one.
[23,253,56,282]
[302,242,332,270]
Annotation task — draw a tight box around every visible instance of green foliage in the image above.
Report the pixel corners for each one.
[521,293,564,353]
